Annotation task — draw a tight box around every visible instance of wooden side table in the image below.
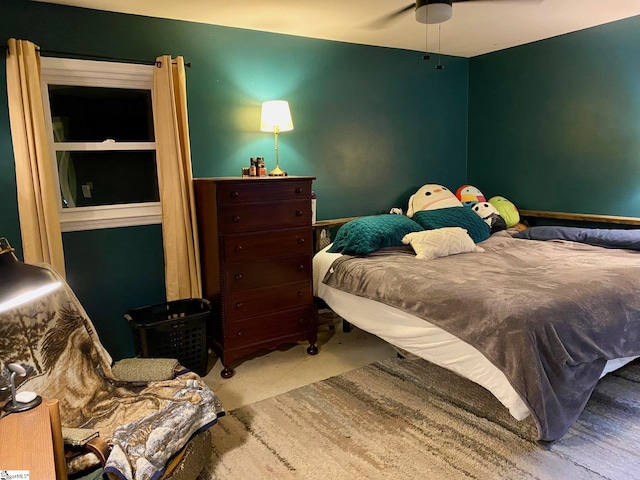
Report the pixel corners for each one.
[0,402,57,479]
[311,216,360,331]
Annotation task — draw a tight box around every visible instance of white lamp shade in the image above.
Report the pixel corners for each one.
[260,100,294,133]
[416,1,453,24]
[0,238,61,313]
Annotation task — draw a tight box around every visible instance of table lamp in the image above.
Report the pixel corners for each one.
[0,237,61,313]
[260,100,294,177]
[1,237,61,412]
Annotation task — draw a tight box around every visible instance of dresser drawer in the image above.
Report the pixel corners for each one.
[218,200,311,233]
[217,180,311,204]
[224,254,311,293]
[223,228,311,262]
[224,281,312,321]
[224,306,314,348]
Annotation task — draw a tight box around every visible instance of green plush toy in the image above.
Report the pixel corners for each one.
[488,196,520,228]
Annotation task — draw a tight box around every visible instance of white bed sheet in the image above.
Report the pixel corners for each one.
[313,245,639,422]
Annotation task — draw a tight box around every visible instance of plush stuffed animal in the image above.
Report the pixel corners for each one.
[488,196,520,228]
[407,184,462,218]
[471,202,507,234]
[456,185,486,206]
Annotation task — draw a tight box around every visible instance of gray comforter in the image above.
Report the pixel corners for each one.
[322,232,640,441]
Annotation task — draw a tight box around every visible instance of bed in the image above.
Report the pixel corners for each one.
[313,218,640,441]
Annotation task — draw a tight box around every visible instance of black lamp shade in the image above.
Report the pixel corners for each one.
[0,238,61,313]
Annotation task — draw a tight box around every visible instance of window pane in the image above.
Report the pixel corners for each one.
[49,85,154,142]
[57,151,159,207]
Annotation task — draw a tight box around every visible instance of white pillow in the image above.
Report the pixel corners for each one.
[402,227,484,260]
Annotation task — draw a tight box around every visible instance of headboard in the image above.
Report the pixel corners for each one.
[519,210,640,228]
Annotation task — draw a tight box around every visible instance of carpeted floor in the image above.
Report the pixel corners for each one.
[201,356,640,480]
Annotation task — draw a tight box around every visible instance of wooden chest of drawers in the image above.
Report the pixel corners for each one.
[194,177,318,378]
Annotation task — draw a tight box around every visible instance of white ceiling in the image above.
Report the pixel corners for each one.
[36,0,640,57]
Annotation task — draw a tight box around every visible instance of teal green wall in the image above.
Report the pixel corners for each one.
[468,16,640,216]
[1,0,468,358]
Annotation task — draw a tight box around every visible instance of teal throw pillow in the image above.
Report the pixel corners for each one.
[328,215,423,256]
[413,207,490,243]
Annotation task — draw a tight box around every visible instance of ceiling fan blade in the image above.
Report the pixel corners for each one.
[364,3,415,30]
[364,0,543,31]
[452,0,544,3]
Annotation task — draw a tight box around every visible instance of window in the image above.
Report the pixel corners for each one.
[40,57,161,232]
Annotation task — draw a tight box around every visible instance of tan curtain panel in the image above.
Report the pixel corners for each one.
[153,55,202,300]
[6,38,65,276]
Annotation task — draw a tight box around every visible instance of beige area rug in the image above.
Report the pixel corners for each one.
[200,356,640,480]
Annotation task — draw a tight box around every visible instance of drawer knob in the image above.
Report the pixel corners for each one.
[298,317,305,325]
[297,264,304,271]
[234,274,243,281]
[295,187,302,194]
[296,210,303,217]
[237,330,243,336]
[236,302,243,308]
[232,215,240,222]
[297,238,305,244]
[231,191,239,198]
[297,291,304,297]
[235,245,243,252]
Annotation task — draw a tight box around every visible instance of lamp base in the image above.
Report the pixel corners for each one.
[3,394,42,413]
[268,166,287,177]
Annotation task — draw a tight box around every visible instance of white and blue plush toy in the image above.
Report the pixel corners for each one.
[471,202,507,234]
[407,184,462,218]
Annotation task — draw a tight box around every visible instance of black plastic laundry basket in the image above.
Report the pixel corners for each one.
[124,298,211,377]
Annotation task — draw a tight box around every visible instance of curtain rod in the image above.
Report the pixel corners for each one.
[1,45,191,67]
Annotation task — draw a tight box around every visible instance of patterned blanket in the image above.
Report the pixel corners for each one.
[0,265,225,479]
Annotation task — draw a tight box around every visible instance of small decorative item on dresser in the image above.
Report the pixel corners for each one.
[194,176,318,378]
[257,157,267,177]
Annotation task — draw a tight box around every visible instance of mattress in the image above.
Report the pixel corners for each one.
[313,245,638,422]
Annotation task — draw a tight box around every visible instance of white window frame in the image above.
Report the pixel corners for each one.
[40,57,161,232]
